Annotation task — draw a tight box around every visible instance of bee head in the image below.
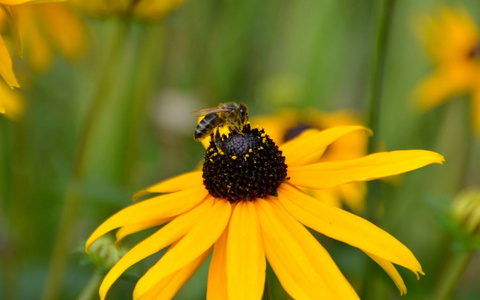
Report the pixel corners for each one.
[239,103,248,122]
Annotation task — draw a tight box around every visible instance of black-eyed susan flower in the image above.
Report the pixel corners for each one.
[2,3,87,73]
[253,109,367,212]
[86,119,444,299]
[72,0,186,21]
[414,6,480,133]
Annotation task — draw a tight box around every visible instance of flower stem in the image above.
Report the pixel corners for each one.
[365,0,396,221]
[0,118,12,203]
[118,23,164,186]
[432,98,477,299]
[77,271,103,300]
[42,20,130,300]
[366,0,395,155]
[363,0,396,298]
[432,250,474,300]
[457,98,475,190]
[0,117,14,300]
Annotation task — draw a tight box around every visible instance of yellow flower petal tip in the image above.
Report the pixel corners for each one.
[85,237,95,253]
[363,127,374,136]
[431,152,445,165]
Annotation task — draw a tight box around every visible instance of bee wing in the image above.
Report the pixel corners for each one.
[193,107,230,116]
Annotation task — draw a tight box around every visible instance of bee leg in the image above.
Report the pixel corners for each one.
[228,119,242,134]
[214,127,224,155]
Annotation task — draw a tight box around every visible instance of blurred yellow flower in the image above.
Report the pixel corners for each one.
[86,123,444,299]
[5,3,88,72]
[0,11,20,89]
[72,0,187,21]
[415,6,480,133]
[0,0,66,117]
[253,109,368,212]
[0,1,36,5]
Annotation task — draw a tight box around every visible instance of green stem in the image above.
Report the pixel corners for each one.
[365,0,395,222]
[457,97,475,190]
[77,271,103,300]
[42,20,130,300]
[72,22,130,180]
[432,250,474,300]
[2,117,29,300]
[118,23,164,186]
[366,0,395,155]
[0,117,13,300]
[0,118,12,205]
[431,98,477,299]
[362,0,395,298]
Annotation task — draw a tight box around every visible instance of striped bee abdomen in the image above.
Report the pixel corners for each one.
[194,113,222,140]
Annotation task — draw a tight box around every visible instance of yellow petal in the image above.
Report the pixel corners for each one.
[338,182,367,212]
[418,6,478,64]
[207,228,228,300]
[0,81,24,119]
[42,3,87,61]
[137,246,211,300]
[256,198,347,299]
[289,150,444,189]
[133,171,203,201]
[133,199,232,298]
[99,197,214,300]
[115,217,174,245]
[258,197,359,299]
[307,182,366,212]
[0,35,19,88]
[2,6,22,58]
[226,201,265,300]
[364,251,407,295]
[310,188,341,208]
[0,1,37,6]
[251,112,296,145]
[27,26,54,72]
[133,0,186,20]
[86,187,207,250]
[4,0,66,4]
[280,126,372,167]
[414,64,473,112]
[278,184,424,277]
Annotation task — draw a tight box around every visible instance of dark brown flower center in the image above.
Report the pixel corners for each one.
[202,125,288,202]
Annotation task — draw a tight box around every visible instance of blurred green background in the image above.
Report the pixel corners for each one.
[1,0,480,299]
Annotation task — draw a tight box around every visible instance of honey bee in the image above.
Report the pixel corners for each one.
[194,102,249,146]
